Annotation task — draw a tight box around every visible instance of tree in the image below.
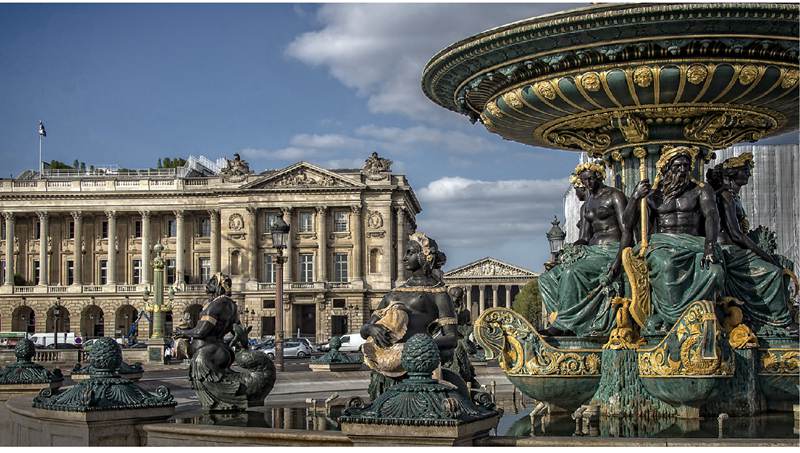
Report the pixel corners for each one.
[157,158,163,168]
[512,279,544,329]
[72,159,79,169]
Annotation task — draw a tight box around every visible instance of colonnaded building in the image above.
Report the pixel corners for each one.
[0,153,419,343]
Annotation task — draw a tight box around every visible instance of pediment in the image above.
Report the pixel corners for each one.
[444,257,538,279]
[242,162,363,190]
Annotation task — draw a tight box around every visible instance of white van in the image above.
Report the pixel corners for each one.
[28,332,81,348]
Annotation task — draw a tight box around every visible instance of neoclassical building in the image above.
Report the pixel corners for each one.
[443,257,539,322]
[0,153,419,343]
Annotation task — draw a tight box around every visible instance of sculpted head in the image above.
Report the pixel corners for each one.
[206,272,232,297]
[656,146,700,201]
[573,161,606,195]
[569,174,587,201]
[405,232,446,276]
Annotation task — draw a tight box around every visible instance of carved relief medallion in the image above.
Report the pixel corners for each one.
[367,210,383,230]
[228,213,244,232]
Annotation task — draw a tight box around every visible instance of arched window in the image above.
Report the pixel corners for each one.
[369,248,382,274]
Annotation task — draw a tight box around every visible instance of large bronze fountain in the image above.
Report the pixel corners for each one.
[422,3,799,418]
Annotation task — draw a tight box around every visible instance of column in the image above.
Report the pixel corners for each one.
[37,211,48,286]
[478,285,485,315]
[141,210,151,285]
[382,206,394,285]
[316,206,327,282]
[506,285,512,308]
[395,206,406,284]
[351,205,362,281]
[281,207,292,284]
[3,212,13,286]
[71,211,82,285]
[246,207,257,281]
[209,209,220,275]
[466,285,474,321]
[105,210,117,285]
[492,285,499,308]
[175,210,185,287]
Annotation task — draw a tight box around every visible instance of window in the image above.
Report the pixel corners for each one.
[66,260,74,285]
[34,221,40,239]
[266,213,280,232]
[369,248,381,274]
[262,299,275,309]
[261,316,276,336]
[263,254,276,283]
[167,218,177,237]
[200,218,211,237]
[99,260,108,285]
[134,220,142,238]
[0,259,5,283]
[132,259,142,284]
[300,254,314,282]
[33,260,40,283]
[1,221,5,240]
[101,221,108,239]
[333,298,346,309]
[299,212,313,232]
[199,257,211,283]
[334,211,348,232]
[334,253,348,282]
[67,221,75,239]
[331,315,347,335]
[166,259,176,284]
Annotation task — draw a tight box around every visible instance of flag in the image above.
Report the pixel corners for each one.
[38,121,46,137]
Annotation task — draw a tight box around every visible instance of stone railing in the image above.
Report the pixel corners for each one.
[185,284,207,292]
[82,285,104,293]
[116,285,139,293]
[12,286,35,294]
[327,281,352,289]
[257,283,276,291]
[289,282,325,290]
[0,175,240,193]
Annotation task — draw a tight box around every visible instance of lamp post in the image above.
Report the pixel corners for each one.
[53,300,61,349]
[270,214,290,372]
[545,216,566,270]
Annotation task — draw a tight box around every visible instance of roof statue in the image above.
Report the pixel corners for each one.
[220,153,252,182]
[362,152,392,180]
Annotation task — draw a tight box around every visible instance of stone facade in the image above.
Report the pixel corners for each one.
[443,257,539,322]
[0,156,419,343]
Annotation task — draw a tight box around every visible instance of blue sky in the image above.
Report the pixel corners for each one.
[4,3,792,273]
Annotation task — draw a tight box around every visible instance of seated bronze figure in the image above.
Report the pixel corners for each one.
[174,273,276,411]
[707,152,796,335]
[539,161,629,336]
[360,232,464,397]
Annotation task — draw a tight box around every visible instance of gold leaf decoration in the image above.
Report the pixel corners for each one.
[534,81,556,100]
[781,69,799,89]
[581,72,601,92]
[738,65,759,85]
[686,65,709,85]
[633,66,653,88]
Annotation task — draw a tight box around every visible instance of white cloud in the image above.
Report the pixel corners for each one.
[287,4,573,119]
[240,146,320,162]
[416,176,568,269]
[355,124,500,155]
[290,133,367,150]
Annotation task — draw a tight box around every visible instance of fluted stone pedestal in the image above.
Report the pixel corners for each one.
[6,396,174,446]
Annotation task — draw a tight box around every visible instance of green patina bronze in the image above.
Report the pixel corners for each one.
[32,337,175,412]
[340,334,499,426]
[0,339,63,385]
[425,3,799,419]
[312,337,362,365]
[71,359,144,379]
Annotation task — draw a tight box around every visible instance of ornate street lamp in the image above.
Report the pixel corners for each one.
[270,214,290,372]
[546,217,566,269]
[53,299,62,349]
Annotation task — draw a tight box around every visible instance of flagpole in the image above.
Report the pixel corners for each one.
[39,132,43,179]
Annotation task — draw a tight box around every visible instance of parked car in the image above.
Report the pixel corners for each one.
[287,337,319,353]
[320,333,367,353]
[29,332,81,348]
[256,340,314,360]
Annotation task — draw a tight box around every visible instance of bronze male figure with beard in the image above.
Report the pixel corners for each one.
[627,146,724,334]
